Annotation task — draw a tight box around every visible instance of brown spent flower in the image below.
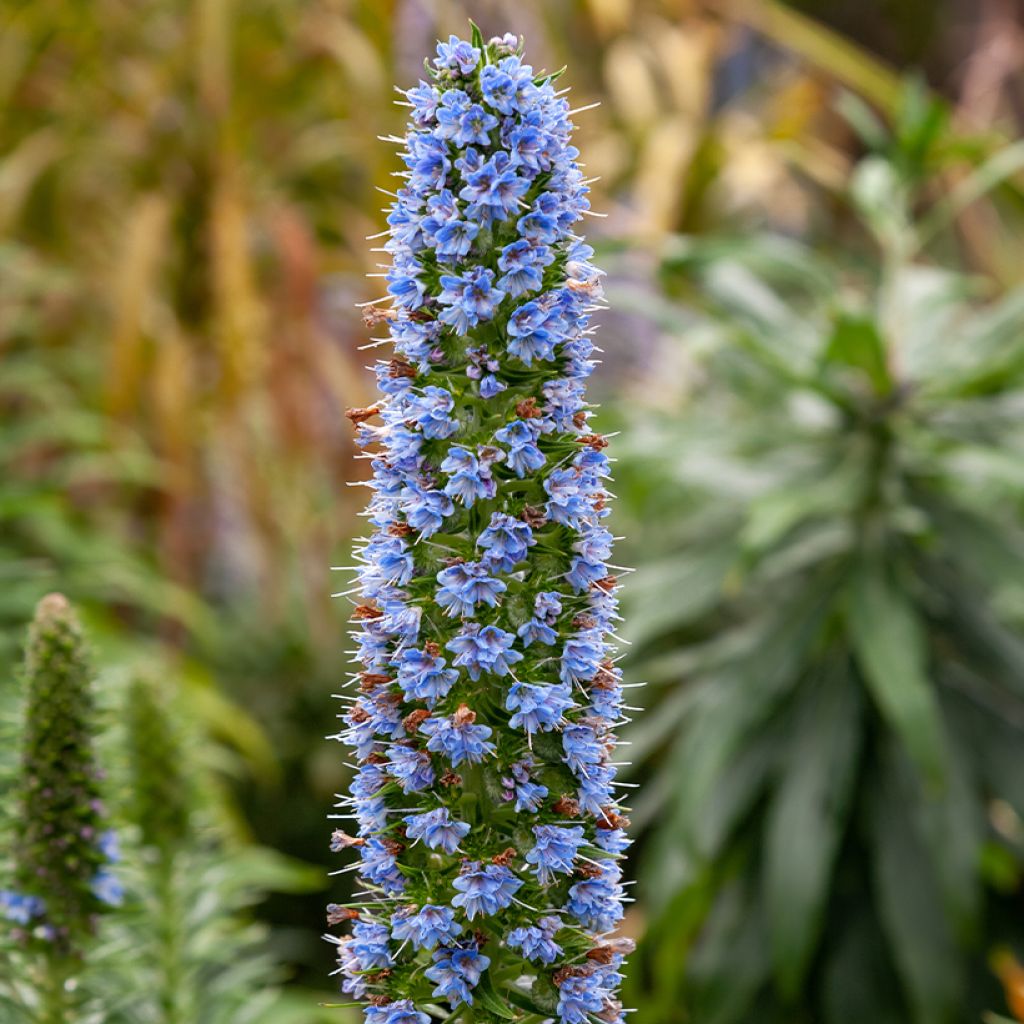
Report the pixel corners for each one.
[345,404,382,424]
[402,709,431,734]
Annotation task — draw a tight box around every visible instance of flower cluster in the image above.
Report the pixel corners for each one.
[329,27,632,1023]
[2,594,122,954]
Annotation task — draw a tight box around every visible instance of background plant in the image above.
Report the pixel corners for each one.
[614,112,1024,1023]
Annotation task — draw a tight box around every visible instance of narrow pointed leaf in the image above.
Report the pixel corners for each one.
[848,560,946,787]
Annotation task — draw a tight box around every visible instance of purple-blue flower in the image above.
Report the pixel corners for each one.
[420,706,496,767]
[440,447,495,507]
[445,623,523,680]
[436,561,507,617]
[387,744,435,793]
[526,825,586,884]
[395,646,458,707]
[365,1000,431,1024]
[438,267,506,334]
[477,512,535,570]
[425,944,491,1007]
[435,35,481,75]
[506,682,576,735]
[391,904,463,951]
[451,862,523,919]
[404,808,470,854]
[507,915,563,964]
[502,758,549,812]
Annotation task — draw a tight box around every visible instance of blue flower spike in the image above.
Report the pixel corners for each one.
[329,24,633,1024]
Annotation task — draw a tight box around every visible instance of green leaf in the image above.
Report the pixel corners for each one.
[870,742,964,1024]
[474,972,518,1020]
[687,876,771,1024]
[848,560,947,788]
[821,901,907,1024]
[742,463,861,557]
[919,703,985,936]
[764,662,863,996]
[850,157,910,251]
[835,90,889,151]
[623,540,735,647]
[534,65,567,86]
[918,139,1024,246]
[469,20,484,52]
[823,314,891,393]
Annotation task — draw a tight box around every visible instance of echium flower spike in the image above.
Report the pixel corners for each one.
[125,676,192,856]
[3,594,122,958]
[329,26,633,1024]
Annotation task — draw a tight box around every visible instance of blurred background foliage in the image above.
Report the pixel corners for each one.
[4,0,1024,1019]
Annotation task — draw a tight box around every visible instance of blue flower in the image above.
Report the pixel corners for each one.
[494,419,546,476]
[435,35,481,75]
[435,219,479,260]
[420,705,496,766]
[518,616,557,647]
[387,744,435,793]
[501,759,549,812]
[578,763,617,816]
[404,808,470,854]
[480,64,517,115]
[477,512,535,570]
[526,825,586,884]
[506,682,576,735]
[436,561,507,617]
[498,239,550,297]
[438,267,506,334]
[425,944,491,1007]
[562,723,605,776]
[387,261,427,311]
[556,969,607,1024]
[560,631,604,685]
[364,1000,431,1024]
[445,623,523,680]
[0,890,44,925]
[479,373,506,398]
[405,81,440,128]
[400,484,454,538]
[517,209,559,245]
[391,904,463,951]
[507,915,563,964]
[406,386,458,439]
[358,839,406,894]
[349,919,394,969]
[459,153,530,223]
[440,447,495,507]
[395,646,458,707]
[507,300,558,365]
[566,862,624,933]
[435,90,472,140]
[508,124,549,173]
[456,104,499,146]
[451,862,523,919]
[91,869,124,907]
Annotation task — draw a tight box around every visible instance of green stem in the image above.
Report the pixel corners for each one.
[40,954,70,1024]
[155,849,185,1024]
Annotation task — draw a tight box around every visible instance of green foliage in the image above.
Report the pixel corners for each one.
[92,668,327,1024]
[616,137,1024,1023]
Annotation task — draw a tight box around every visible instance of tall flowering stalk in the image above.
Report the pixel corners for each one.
[2,594,121,1022]
[329,27,632,1024]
